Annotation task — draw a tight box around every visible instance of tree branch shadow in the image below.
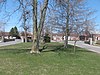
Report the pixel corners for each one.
[0,44,94,54]
[0,48,31,54]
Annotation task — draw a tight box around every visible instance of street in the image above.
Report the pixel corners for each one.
[0,39,22,47]
[68,41,100,53]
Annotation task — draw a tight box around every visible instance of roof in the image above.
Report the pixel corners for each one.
[52,33,78,37]
[20,32,33,36]
[0,32,10,36]
[52,33,64,36]
[92,34,100,37]
[52,33,100,37]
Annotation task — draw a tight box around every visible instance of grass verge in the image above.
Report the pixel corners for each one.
[0,42,100,75]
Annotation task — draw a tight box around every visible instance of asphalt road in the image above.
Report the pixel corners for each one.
[0,39,22,47]
[68,41,100,54]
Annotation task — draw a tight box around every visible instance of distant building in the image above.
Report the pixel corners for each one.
[0,32,10,39]
[20,32,33,42]
[51,33,100,42]
[52,33,64,42]
[52,33,79,42]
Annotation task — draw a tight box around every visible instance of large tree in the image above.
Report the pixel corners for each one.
[18,0,32,43]
[50,0,79,48]
[50,0,96,48]
[0,0,49,53]
[9,26,19,38]
[30,0,49,53]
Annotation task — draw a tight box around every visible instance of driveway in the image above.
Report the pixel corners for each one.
[68,41,100,53]
[0,39,22,47]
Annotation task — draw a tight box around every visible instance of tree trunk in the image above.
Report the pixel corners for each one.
[74,36,79,53]
[38,0,49,40]
[30,0,49,53]
[64,34,68,48]
[74,40,77,53]
[64,0,69,48]
[23,6,27,43]
[31,0,40,53]
[1,32,5,42]
[1,36,4,42]
[24,30,27,42]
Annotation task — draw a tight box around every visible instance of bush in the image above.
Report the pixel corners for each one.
[44,34,50,43]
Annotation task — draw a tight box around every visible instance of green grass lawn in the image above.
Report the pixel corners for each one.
[0,42,100,75]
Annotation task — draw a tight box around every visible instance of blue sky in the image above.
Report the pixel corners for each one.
[0,0,100,32]
[87,0,100,30]
[0,0,22,32]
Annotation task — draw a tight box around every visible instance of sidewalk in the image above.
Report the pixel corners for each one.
[0,39,22,47]
[68,41,100,53]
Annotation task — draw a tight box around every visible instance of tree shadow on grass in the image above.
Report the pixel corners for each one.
[42,44,94,54]
[41,44,64,52]
[76,48,94,53]
[0,48,31,54]
[0,43,94,54]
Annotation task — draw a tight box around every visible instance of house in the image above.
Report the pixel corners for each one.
[68,33,79,41]
[20,32,33,42]
[0,32,10,38]
[80,34,100,41]
[52,33,79,42]
[92,34,100,40]
[51,33,100,42]
[52,33,64,42]
[0,32,10,42]
[0,32,15,42]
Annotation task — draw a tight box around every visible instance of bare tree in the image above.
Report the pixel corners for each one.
[0,0,49,53]
[30,0,49,53]
[53,0,82,48]
[0,21,6,42]
[52,0,96,50]
[18,0,32,43]
[71,10,96,53]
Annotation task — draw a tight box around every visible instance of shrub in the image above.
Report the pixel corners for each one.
[44,34,50,43]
